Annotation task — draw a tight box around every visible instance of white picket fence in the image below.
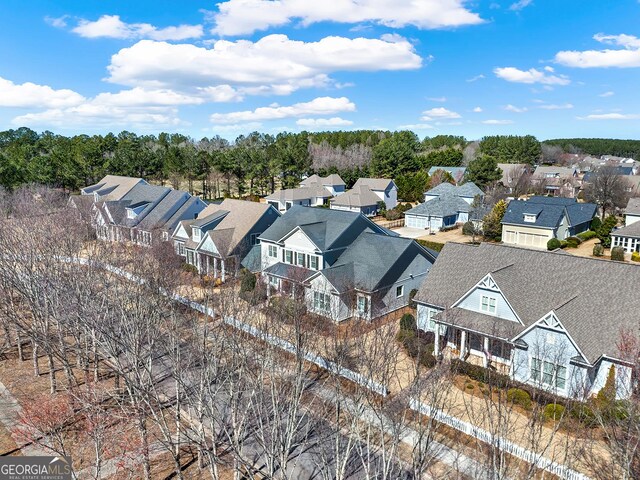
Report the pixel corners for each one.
[410,399,590,480]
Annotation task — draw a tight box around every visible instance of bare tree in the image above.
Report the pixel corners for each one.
[584,165,632,218]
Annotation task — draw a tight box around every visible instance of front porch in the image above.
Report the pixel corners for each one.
[185,249,232,282]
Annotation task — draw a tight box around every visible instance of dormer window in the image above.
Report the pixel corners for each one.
[126,203,148,219]
[193,228,201,242]
[523,214,537,223]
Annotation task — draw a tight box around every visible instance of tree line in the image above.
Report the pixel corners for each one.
[544,138,640,160]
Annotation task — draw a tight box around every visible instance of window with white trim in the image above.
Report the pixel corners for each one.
[523,214,537,223]
[268,244,278,258]
[309,255,319,270]
[296,252,306,267]
[481,295,497,314]
[313,291,330,312]
[427,309,437,330]
[177,242,186,256]
[396,285,404,298]
[357,295,369,316]
[284,249,293,264]
[531,358,567,390]
[250,233,260,245]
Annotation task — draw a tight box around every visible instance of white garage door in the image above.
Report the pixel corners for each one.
[406,215,428,229]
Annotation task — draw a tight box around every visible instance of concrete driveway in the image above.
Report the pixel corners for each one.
[392,227,430,239]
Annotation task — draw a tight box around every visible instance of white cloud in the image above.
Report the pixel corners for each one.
[544,66,554,72]
[72,15,203,41]
[578,113,640,120]
[212,122,264,133]
[45,15,69,28]
[555,33,640,68]
[538,103,574,110]
[482,119,514,125]
[107,35,422,97]
[503,104,527,112]
[421,107,461,119]
[509,0,533,11]
[91,87,207,107]
[296,117,353,127]
[210,96,356,124]
[0,76,85,108]
[427,96,447,102]
[599,91,615,97]
[397,123,434,130]
[472,106,483,112]
[494,67,570,85]
[211,0,483,36]
[466,74,485,82]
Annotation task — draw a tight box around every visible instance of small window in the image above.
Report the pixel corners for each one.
[309,256,319,270]
[481,295,497,314]
[269,275,279,287]
[193,228,201,242]
[268,245,278,258]
[296,252,306,267]
[313,291,330,312]
[427,309,437,330]
[284,250,293,264]
[250,233,260,245]
[396,285,404,298]
[178,243,185,255]
[357,295,368,316]
[523,214,537,223]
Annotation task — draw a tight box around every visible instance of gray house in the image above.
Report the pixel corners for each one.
[329,184,381,216]
[259,206,437,322]
[501,196,597,249]
[94,182,206,246]
[611,198,640,253]
[404,182,484,230]
[414,242,636,400]
[172,199,280,280]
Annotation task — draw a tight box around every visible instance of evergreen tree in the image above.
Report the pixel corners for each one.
[465,155,502,188]
[482,199,508,241]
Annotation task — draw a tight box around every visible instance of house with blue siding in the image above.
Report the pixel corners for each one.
[502,196,597,249]
[404,182,484,231]
[259,206,437,322]
[414,243,636,400]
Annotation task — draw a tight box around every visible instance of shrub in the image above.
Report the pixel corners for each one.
[569,404,597,427]
[577,230,597,241]
[632,252,640,262]
[419,350,437,368]
[593,243,604,257]
[597,365,617,407]
[543,403,566,421]
[590,216,602,231]
[239,269,256,293]
[560,240,568,248]
[181,263,198,275]
[409,288,418,307]
[439,224,459,232]
[611,246,625,261]
[450,359,511,389]
[507,388,532,410]
[547,238,561,251]
[565,236,581,248]
[400,313,417,332]
[462,221,476,236]
[416,239,445,252]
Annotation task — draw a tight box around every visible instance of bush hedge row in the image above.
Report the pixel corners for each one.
[417,239,445,252]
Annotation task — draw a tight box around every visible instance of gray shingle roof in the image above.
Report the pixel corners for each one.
[300,174,345,187]
[259,205,388,251]
[626,197,640,215]
[352,178,395,191]
[406,193,470,218]
[330,185,380,208]
[265,184,332,202]
[427,166,466,181]
[425,182,483,199]
[502,197,596,229]
[611,221,640,239]
[240,244,262,273]
[82,175,146,201]
[414,242,640,364]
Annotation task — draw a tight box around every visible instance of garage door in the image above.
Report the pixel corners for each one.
[406,215,428,229]
[519,232,546,248]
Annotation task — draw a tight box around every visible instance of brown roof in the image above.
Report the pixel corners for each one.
[331,185,380,207]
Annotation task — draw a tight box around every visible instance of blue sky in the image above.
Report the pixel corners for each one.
[0,0,639,140]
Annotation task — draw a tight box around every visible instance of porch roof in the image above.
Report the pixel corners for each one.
[263,262,313,282]
[433,307,524,341]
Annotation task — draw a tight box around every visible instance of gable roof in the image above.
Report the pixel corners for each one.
[497,163,530,186]
[611,221,640,239]
[312,232,436,292]
[259,205,388,252]
[330,185,380,208]
[82,175,147,201]
[427,166,466,182]
[502,197,596,229]
[352,178,395,191]
[625,197,640,215]
[533,166,578,177]
[406,193,470,218]
[300,174,345,187]
[425,181,483,198]
[265,184,332,202]
[414,242,640,364]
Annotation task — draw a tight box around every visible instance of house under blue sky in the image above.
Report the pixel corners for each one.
[0,0,639,139]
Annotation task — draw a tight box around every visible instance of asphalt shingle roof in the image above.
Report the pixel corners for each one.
[502,197,596,229]
[82,175,146,201]
[352,178,395,191]
[414,242,640,364]
[300,174,345,187]
[406,193,470,218]
[427,166,466,182]
[330,185,380,207]
[611,221,640,239]
[424,181,483,199]
[626,197,640,216]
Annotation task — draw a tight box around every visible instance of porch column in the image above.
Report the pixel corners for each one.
[213,257,218,278]
[483,337,490,367]
[221,259,226,282]
[459,330,467,360]
[434,325,440,357]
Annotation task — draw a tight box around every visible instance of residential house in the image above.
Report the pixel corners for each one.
[264,175,342,212]
[501,196,597,249]
[496,163,531,194]
[259,206,437,322]
[329,184,382,216]
[414,242,636,400]
[427,166,466,184]
[404,182,484,231]
[81,175,148,201]
[351,178,398,210]
[172,199,280,280]
[94,182,206,246]
[610,198,640,253]
[299,174,346,196]
[532,166,580,197]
